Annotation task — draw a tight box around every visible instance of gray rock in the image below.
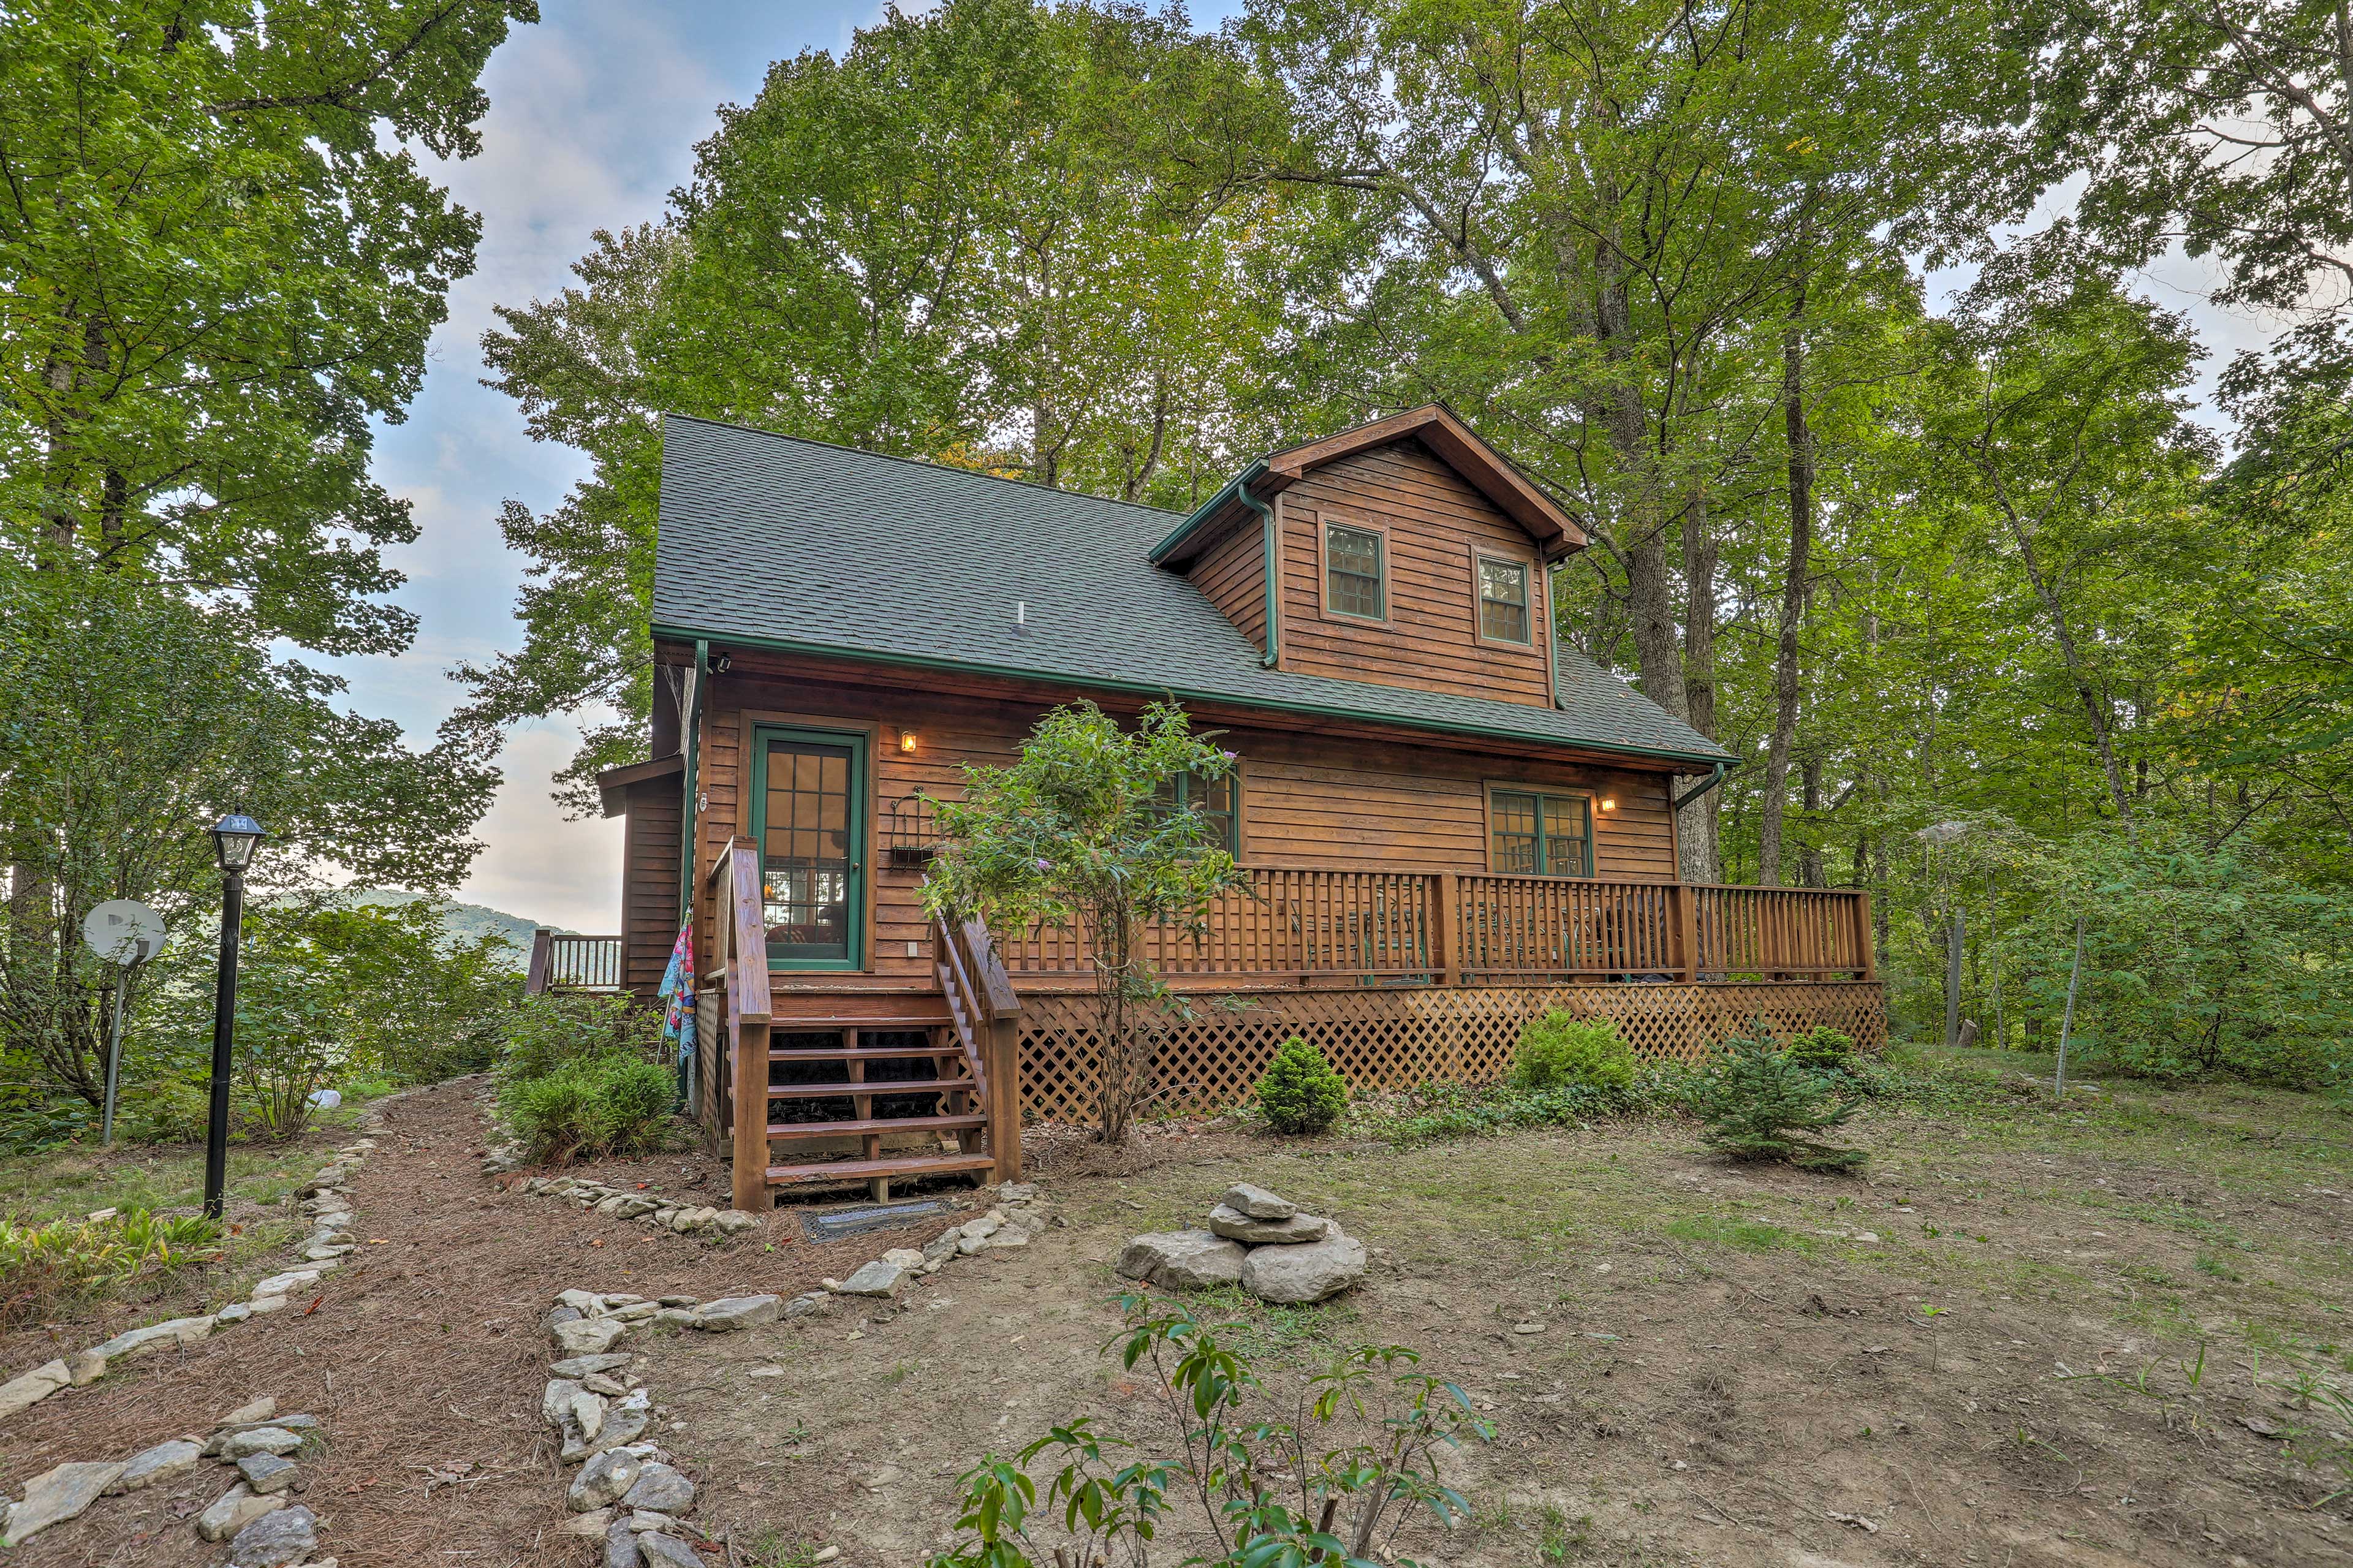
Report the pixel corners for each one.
[219,1395,278,1426]
[570,1449,643,1511]
[83,1313,216,1367]
[783,1292,828,1320]
[553,1316,629,1356]
[237,1453,299,1495]
[922,1229,962,1263]
[954,1233,990,1256]
[1221,1183,1297,1220]
[544,1377,584,1426]
[652,1308,699,1330]
[0,1358,69,1418]
[605,1519,640,1568]
[3,1461,126,1547]
[629,1510,678,1532]
[197,1482,284,1542]
[1207,1203,1333,1245]
[113,1438,203,1493]
[983,1229,1030,1250]
[204,1413,320,1456]
[252,1268,323,1299]
[638,1532,707,1568]
[551,1352,634,1378]
[561,1509,615,1537]
[958,1214,1002,1242]
[714,1209,762,1235]
[620,1460,695,1513]
[1115,1231,1246,1290]
[838,1260,905,1297]
[1240,1230,1368,1304]
[998,1181,1039,1203]
[216,1301,256,1325]
[229,1504,317,1568]
[582,1372,629,1396]
[570,1390,608,1444]
[881,1246,926,1270]
[222,1425,305,1459]
[690,1294,781,1331]
[556,1287,604,1314]
[590,1388,652,1455]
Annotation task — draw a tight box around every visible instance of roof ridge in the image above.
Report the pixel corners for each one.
[662,412,1192,517]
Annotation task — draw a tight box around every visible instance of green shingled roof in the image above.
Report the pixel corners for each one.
[651,415,1735,767]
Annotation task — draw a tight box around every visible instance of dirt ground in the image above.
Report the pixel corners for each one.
[4,1065,2351,1567]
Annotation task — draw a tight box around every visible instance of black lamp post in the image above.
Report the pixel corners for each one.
[203,814,265,1220]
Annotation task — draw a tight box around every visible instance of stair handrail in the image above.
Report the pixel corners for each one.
[932,909,1023,1183]
[707,836,772,1212]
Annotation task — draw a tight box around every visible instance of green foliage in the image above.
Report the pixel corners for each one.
[2004,828,2353,1086]
[1255,1037,1349,1135]
[1692,1028,1868,1172]
[0,1208,221,1329]
[928,1298,1488,1568]
[1509,1013,1637,1093]
[1785,1026,1860,1074]
[926,702,1247,1142]
[498,992,661,1085]
[498,1053,674,1165]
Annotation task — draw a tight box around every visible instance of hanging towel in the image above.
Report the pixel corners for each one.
[658,922,696,1061]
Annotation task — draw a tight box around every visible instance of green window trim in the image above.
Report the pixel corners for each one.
[1324,521,1385,621]
[751,723,868,971]
[1477,555,1533,645]
[1488,786,1593,877]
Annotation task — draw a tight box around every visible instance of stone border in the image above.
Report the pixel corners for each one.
[507,1173,762,1241]
[1,1110,387,1428]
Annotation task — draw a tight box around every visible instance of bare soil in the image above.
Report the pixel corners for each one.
[5,1069,2350,1568]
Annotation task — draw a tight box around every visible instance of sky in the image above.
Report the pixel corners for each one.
[338,2,2272,936]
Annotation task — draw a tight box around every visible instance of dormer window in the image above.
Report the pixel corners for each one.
[1477,555,1532,645]
[1323,521,1385,621]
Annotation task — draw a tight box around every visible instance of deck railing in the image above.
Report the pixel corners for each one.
[995,869,1874,987]
[523,931,625,994]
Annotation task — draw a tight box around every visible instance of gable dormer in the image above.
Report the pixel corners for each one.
[1151,405,1585,708]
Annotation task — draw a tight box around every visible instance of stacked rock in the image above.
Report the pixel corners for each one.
[512,1176,763,1241]
[544,1292,721,1567]
[1115,1184,1368,1304]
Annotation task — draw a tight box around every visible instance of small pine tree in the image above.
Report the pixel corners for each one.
[1694,1027,1866,1172]
[1256,1036,1349,1134]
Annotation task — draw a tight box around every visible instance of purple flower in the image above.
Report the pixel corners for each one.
[1034,857,1052,873]
[1218,749,1237,762]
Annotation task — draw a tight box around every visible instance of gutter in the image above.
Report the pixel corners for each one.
[1672,762,1730,813]
[676,637,708,929]
[651,619,1735,771]
[1149,460,1269,566]
[1235,477,1278,667]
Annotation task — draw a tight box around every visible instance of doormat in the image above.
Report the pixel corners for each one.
[801,1199,957,1243]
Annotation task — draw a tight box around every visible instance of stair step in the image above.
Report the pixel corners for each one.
[766,1113,987,1140]
[764,1078,973,1100]
[769,1045,953,1063]
[766,1152,998,1187]
[768,1014,952,1029]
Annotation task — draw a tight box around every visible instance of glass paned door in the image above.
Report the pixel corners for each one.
[754,729,866,968]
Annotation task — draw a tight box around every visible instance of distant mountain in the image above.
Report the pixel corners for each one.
[337,889,569,957]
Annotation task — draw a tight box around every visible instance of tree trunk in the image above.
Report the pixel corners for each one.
[1677,491,1722,884]
[1759,276,1814,885]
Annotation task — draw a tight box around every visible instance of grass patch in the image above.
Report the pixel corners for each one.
[0,1140,316,1225]
[1662,1214,1819,1254]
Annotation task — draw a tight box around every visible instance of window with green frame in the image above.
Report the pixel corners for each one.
[1489,788,1591,877]
[1154,768,1240,857]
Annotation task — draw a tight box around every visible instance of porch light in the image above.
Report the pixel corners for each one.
[1599,797,1617,812]
[208,813,266,871]
[898,729,918,753]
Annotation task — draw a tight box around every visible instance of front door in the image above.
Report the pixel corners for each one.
[751,726,866,969]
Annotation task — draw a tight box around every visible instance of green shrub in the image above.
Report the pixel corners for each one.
[0,1208,221,1328]
[499,1054,675,1164]
[1784,1026,1858,1074]
[499,992,661,1083]
[1510,1012,1636,1093]
[1692,1027,1866,1172]
[1255,1036,1348,1134]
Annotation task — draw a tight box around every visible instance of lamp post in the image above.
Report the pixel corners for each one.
[203,814,265,1220]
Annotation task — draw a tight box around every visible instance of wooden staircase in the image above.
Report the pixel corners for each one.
[707,839,1021,1210]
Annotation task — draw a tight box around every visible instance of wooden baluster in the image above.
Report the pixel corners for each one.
[1675,883,1700,983]
[1432,872,1457,985]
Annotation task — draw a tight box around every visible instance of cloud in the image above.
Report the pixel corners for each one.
[458,725,624,931]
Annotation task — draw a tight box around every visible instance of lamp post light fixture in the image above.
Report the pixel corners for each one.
[202,814,265,1219]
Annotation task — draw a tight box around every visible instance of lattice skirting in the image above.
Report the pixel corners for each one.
[1015,982,1887,1126]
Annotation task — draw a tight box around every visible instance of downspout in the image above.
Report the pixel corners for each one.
[672,639,710,1114]
[1542,552,1564,708]
[1237,478,1279,667]
[676,637,708,929]
[1672,762,1729,813]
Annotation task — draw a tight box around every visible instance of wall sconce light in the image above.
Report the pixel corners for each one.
[898,729,918,754]
[1599,797,1618,812]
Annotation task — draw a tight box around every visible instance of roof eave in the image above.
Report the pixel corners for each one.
[648,618,1735,769]
[1148,460,1272,567]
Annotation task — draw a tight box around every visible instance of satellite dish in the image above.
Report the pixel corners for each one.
[82,900,168,967]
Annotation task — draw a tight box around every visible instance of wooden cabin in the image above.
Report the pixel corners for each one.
[572,406,1883,1212]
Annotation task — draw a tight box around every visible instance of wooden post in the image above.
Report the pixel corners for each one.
[1854,892,1878,983]
[1674,884,1700,983]
[1431,873,1458,986]
[525,928,553,996]
[727,841,773,1216]
[985,1014,1021,1183]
